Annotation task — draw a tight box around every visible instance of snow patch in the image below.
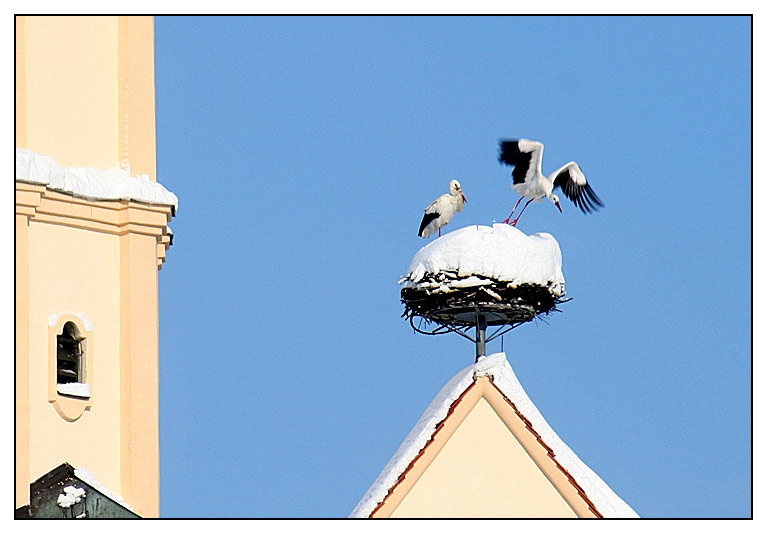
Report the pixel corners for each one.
[74,466,135,512]
[401,224,565,296]
[16,148,178,209]
[57,486,85,508]
[57,382,91,398]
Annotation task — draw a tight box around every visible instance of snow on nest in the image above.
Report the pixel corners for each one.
[15,148,178,209]
[349,353,639,518]
[401,224,565,297]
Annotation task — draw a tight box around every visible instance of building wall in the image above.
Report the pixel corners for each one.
[16,15,157,178]
[19,16,120,170]
[371,377,599,518]
[26,222,122,493]
[390,397,577,518]
[15,15,167,518]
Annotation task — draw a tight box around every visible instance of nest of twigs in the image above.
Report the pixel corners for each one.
[401,273,567,328]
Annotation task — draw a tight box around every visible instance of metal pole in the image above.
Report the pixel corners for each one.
[475,313,487,362]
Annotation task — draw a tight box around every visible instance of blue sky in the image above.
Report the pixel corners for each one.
[153,16,751,518]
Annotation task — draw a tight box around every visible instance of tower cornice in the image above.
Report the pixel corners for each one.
[16,181,174,269]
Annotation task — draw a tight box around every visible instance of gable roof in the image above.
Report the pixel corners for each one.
[19,462,139,518]
[350,352,638,518]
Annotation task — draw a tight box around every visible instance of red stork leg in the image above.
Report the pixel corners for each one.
[502,196,525,224]
[511,198,534,227]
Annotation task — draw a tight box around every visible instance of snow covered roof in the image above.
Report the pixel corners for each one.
[15,148,178,210]
[350,352,638,518]
[401,224,565,297]
[21,462,138,518]
[73,466,135,513]
[56,486,85,509]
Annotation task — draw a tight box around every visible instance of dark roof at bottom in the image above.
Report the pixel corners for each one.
[17,462,139,519]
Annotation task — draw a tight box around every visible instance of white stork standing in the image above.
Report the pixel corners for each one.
[418,179,467,238]
[498,139,603,226]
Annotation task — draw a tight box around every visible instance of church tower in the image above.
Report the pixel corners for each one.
[15,16,176,518]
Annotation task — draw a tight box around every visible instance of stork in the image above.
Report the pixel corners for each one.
[418,179,467,238]
[498,139,603,226]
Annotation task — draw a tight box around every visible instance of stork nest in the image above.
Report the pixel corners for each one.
[401,273,567,328]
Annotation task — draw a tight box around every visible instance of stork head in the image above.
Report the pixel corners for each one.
[449,180,467,203]
[550,194,562,213]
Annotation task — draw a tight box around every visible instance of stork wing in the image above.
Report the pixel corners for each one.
[498,139,544,185]
[419,194,444,237]
[418,211,439,237]
[552,162,604,213]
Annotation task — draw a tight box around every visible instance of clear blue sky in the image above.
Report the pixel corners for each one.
[153,16,751,518]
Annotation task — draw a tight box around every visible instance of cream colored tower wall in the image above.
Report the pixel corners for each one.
[390,397,578,518]
[17,16,157,178]
[26,222,122,493]
[15,185,169,518]
[19,17,120,170]
[15,16,166,518]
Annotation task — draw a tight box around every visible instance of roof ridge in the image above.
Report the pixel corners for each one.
[350,353,638,518]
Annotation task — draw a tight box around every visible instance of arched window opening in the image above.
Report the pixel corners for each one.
[57,322,82,385]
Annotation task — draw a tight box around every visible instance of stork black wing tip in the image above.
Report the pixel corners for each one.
[498,140,522,165]
[584,184,604,209]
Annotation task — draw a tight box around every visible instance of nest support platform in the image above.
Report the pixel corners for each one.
[401,282,569,361]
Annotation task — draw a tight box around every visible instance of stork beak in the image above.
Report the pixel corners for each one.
[461,193,467,203]
[555,201,562,213]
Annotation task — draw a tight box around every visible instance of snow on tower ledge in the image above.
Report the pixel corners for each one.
[350,353,639,518]
[15,148,178,210]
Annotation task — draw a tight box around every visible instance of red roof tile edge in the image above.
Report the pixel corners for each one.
[487,378,603,518]
[368,381,479,517]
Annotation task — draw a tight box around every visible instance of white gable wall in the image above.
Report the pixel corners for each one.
[391,397,576,518]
